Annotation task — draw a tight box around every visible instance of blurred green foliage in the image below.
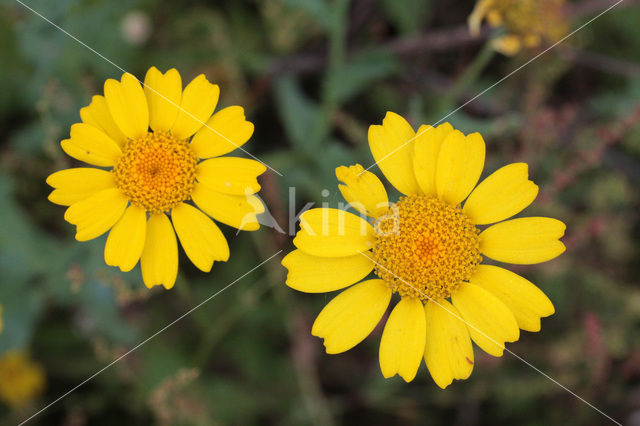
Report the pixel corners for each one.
[1,0,640,425]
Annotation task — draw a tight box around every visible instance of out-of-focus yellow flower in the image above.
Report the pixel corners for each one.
[469,0,568,55]
[0,351,46,409]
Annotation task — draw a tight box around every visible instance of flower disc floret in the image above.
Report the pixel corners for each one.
[373,195,482,300]
[114,131,198,213]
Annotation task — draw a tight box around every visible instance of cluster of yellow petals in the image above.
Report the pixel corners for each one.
[114,131,198,214]
[46,67,264,290]
[373,195,481,300]
[469,0,567,55]
[0,351,45,409]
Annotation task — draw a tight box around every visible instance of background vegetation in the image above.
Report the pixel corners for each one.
[1,0,640,424]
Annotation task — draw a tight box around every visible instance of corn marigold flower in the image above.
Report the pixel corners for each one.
[0,351,45,409]
[468,0,568,55]
[282,112,566,387]
[47,67,265,289]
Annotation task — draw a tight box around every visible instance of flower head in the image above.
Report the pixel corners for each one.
[469,0,568,55]
[0,351,45,409]
[47,67,266,289]
[283,112,565,387]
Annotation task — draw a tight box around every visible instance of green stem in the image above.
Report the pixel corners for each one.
[249,231,335,426]
[327,0,348,74]
[174,276,204,326]
[313,0,350,148]
[191,279,270,367]
[437,41,496,114]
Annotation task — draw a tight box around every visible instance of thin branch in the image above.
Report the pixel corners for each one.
[384,25,488,55]
[569,0,640,19]
[268,25,489,76]
[557,45,640,79]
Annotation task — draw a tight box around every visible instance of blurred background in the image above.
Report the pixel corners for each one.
[1,0,640,424]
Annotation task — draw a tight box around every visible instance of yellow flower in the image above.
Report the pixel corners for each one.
[0,351,45,409]
[283,112,565,388]
[47,67,266,289]
[468,0,568,55]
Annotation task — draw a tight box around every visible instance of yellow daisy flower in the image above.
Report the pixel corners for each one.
[0,351,45,409]
[469,0,568,55]
[282,112,565,388]
[47,67,266,289]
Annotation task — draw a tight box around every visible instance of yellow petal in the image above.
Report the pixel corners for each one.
[141,214,178,289]
[368,112,420,195]
[171,202,230,272]
[424,299,474,389]
[435,130,485,205]
[64,188,128,241]
[196,157,266,195]
[0,351,45,408]
[379,297,426,382]
[480,217,566,264]
[470,265,554,332]
[451,283,519,357]
[104,73,149,139]
[80,95,127,146]
[487,10,503,27]
[468,1,487,35]
[282,249,374,293]
[336,164,389,218]
[104,205,146,272]
[413,122,454,197]
[191,183,264,231]
[312,279,391,354]
[61,123,122,167]
[190,106,254,159]
[463,163,539,225]
[493,34,522,56]
[293,208,376,257]
[46,168,115,206]
[144,67,182,132]
[170,74,220,139]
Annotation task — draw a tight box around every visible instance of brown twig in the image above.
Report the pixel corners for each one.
[557,45,640,79]
[544,103,640,197]
[268,25,489,76]
[384,25,488,55]
[568,0,640,19]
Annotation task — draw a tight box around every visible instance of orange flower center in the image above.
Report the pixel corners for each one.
[113,131,198,213]
[372,195,481,301]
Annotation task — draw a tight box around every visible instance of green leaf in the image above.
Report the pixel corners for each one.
[328,50,398,104]
[380,0,431,34]
[0,279,43,352]
[274,76,328,152]
[282,0,333,30]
